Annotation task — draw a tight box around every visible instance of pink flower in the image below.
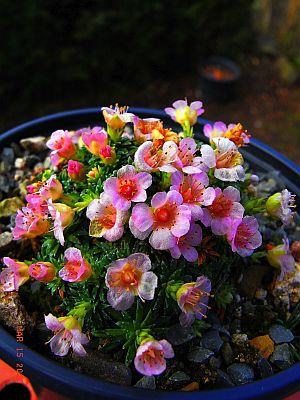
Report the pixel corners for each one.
[86,193,128,241]
[46,130,76,166]
[267,238,295,281]
[98,145,116,164]
[103,165,152,211]
[134,141,178,173]
[0,257,29,291]
[67,160,86,182]
[48,201,75,246]
[81,127,109,157]
[59,247,92,283]
[176,276,211,327]
[28,262,56,283]
[227,216,262,257]
[204,122,250,148]
[200,138,245,182]
[174,138,206,174]
[165,99,204,126]
[200,186,244,235]
[13,206,49,240]
[171,171,215,220]
[203,121,227,140]
[40,175,63,200]
[45,314,89,356]
[134,339,174,376]
[170,223,202,262]
[130,190,191,250]
[133,116,162,143]
[105,253,158,311]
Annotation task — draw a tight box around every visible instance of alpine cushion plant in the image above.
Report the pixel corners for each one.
[0,100,298,388]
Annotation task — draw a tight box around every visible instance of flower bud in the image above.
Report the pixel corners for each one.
[29,261,56,283]
[67,160,86,182]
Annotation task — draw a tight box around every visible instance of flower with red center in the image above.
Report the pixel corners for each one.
[46,130,76,166]
[103,165,152,211]
[267,238,295,281]
[13,205,49,240]
[28,262,56,283]
[134,339,174,376]
[130,190,191,250]
[48,201,75,246]
[200,186,244,236]
[134,140,178,173]
[45,314,89,356]
[174,137,206,174]
[176,276,211,327]
[67,160,86,182]
[200,138,245,182]
[59,247,92,283]
[227,216,262,257]
[98,145,116,164]
[0,257,29,292]
[170,222,202,262]
[204,122,250,147]
[86,193,128,241]
[105,253,158,310]
[171,171,215,220]
[133,116,162,143]
[81,127,109,157]
[165,99,204,126]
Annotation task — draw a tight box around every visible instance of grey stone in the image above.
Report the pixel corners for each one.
[201,330,223,353]
[227,363,254,385]
[134,376,156,390]
[257,357,273,378]
[0,176,9,193]
[0,232,13,252]
[270,344,292,370]
[73,350,132,386]
[232,333,248,346]
[238,264,271,299]
[269,325,294,344]
[215,369,235,388]
[187,347,214,363]
[1,148,14,164]
[169,371,190,384]
[14,158,26,169]
[222,342,234,366]
[25,155,41,168]
[20,136,47,153]
[166,324,195,345]
[209,356,222,370]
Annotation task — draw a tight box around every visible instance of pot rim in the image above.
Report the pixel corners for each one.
[0,107,299,400]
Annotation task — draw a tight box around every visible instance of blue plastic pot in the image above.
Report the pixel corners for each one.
[0,108,299,400]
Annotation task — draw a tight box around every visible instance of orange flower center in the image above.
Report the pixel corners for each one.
[208,194,232,218]
[155,208,170,222]
[118,179,137,200]
[99,204,117,229]
[179,176,204,203]
[109,263,142,291]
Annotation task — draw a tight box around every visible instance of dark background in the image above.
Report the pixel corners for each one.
[1,0,299,162]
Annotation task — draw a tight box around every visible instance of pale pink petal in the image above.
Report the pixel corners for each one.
[211,218,231,236]
[201,187,216,206]
[135,172,152,189]
[103,177,118,194]
[117,165,136,179]
[151,192,167,208]
[138,271,158,300]
[64,247,82,263]
[173,99,187,108]
[107,289,135,311]
[180,245,198,262]
[170,245,181,259]
[127,253,152,272]
[104,224,124,241]
[166,190,183,206]
[149,228,177,250]
[159,340,174,358]
[223,186,241,202]
[45,314,64,331]
[129,217,151,240]
[200,144,216,168]
[49,331,70,356]
[214,165,245,182]
[171,205,191,237]
[131,203,154,232]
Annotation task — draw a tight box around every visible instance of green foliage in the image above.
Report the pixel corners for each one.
[214,283,234,309]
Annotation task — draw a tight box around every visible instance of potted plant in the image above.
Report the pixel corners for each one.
[0,102,299,400]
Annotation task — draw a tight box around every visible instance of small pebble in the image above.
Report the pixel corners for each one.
[257,357,274,378]
[232,333,248,346]
[270,343,292,370]
[181,382,199,391]
[227,363,254,385]
[269,325,294,344]
[222,342,234,366]
[134,376,156,390]
[169,371,190,385]
[187,347,214,363]
[215,369,235,388]
[14,158,26,169]
[20,136,47,153]
[201,330,224,353]
[166,324,195,345]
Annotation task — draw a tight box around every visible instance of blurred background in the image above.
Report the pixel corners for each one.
[0,0,299,163]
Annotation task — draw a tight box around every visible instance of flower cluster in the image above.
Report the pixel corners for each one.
[1,99,297,379]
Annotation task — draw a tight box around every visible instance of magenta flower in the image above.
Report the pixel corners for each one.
[267,238,295,281]
[28,262,56,283]
[134,141,178,173]
[171,171,215,220]
[170,223,202,262]
[67,160,86,182]
[46,130,76,166]
[203,121,227,140]
[134,339,174,376]
[105,253,157,311]
[176,276,211,327]
[13,206,49,240]
[59,247,92,283]
[45,314,89,357]
[165,99,204,126]
[86,193,128,241]
[266,189,295,226]
[81,127,108,157]
[227,216,262,257]
[40,175,63,201]
[200,186,244,236]
[174,137,206,174]
[130,191,191,250]
[0,257,29,292]
[103,165,152,211]
[200,138,245,182]
[48,201,74,246]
